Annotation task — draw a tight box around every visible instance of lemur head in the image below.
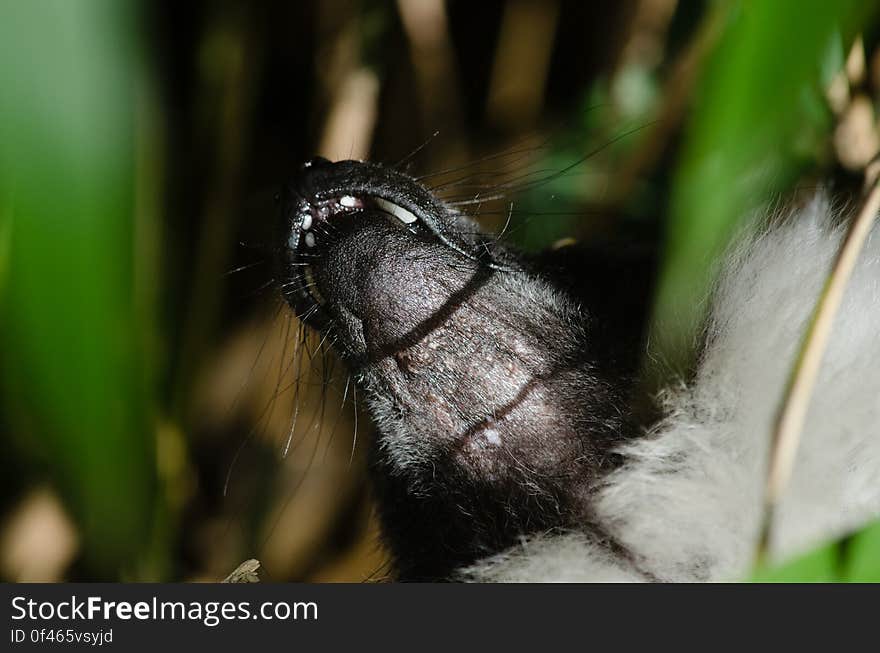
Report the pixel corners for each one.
[273,157,642,579]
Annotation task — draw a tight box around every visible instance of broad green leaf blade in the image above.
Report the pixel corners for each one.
[649,0,874,377]
[0,1,156,577]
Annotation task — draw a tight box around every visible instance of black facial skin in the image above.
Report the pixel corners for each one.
[273,157,655,580]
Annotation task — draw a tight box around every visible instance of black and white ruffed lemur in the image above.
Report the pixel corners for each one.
[272,157,880,581]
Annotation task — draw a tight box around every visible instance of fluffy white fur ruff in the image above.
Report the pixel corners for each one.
[466,195,880,582]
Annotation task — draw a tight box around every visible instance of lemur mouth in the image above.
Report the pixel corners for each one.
[286,190,425,324]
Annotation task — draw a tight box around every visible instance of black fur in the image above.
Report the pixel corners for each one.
[273,158,655,580]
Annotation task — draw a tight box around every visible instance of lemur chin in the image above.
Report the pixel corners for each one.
[272,156,880,581]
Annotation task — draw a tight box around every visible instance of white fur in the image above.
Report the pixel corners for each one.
[465,195,880,582]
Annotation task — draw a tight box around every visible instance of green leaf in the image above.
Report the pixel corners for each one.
[844,520,880,582]
[0,0,157,577]
[750,543,838,583]
[648,0,875,377]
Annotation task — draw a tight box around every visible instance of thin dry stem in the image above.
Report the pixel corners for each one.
[756,175,880,567]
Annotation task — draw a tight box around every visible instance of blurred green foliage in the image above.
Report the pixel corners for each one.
[0,1,157,578]
[752,521,880,583]
[652,0,874,374]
